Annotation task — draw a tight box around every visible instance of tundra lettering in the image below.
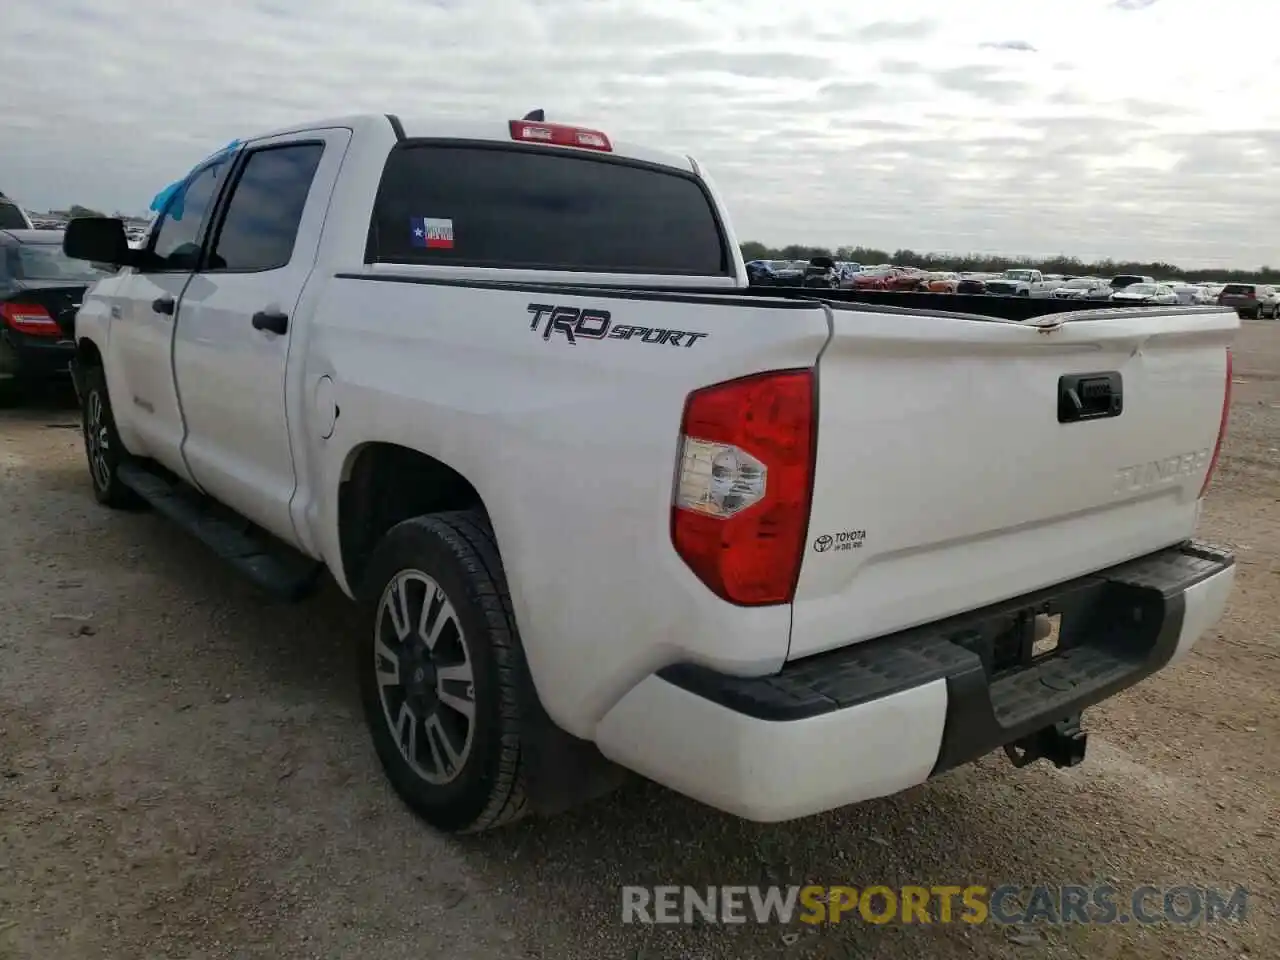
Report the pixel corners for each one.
[1113,449,1210,495]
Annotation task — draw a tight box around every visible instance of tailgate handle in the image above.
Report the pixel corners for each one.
[1058,372,1122,423]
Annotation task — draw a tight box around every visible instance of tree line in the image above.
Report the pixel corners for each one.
[740,241,1280,284]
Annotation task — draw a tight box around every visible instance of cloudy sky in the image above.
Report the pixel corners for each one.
[4,0,1278,267]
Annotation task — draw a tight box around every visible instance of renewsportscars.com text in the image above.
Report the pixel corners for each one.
[621,884,1249,927]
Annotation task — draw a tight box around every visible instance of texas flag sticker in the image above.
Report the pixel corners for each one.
[410,216,454,250]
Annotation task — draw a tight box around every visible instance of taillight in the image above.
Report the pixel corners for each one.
[1,303,61,337]
[508,120,612,152]
[1199,348,1233,499]
[671,370,815,605]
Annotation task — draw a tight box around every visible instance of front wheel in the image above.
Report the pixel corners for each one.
[358,510,529,833]
[80,365,141,508]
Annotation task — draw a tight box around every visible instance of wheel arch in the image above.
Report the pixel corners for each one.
[336,441,486,592]
[75,337,104,369]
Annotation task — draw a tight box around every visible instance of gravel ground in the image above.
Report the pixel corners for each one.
[1,322,1276,960]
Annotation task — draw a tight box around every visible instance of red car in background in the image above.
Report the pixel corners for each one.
[847,265,924,291]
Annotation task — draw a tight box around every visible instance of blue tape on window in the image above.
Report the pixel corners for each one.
[148,139,242,219]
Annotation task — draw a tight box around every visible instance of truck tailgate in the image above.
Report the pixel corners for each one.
[790,305,1237,660]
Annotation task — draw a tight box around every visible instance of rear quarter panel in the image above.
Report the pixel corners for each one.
[295,275,831,737]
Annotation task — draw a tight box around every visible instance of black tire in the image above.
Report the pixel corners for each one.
[357,510,529,834]
[80,364,142,508]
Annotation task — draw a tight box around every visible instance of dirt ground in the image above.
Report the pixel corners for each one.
[1,323,1276,960]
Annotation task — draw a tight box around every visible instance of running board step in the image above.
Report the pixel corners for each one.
[117,461,323,601]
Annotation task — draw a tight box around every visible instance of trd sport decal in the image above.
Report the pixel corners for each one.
[527,303,708,348]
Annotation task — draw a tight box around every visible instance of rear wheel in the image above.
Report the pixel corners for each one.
[358,510,529,833]
[80,365,141,508]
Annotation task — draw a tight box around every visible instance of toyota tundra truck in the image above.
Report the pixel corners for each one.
[62,113,1238,834]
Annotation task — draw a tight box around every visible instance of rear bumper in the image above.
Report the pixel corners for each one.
[595,541,1235,822]
[0,330,74,381]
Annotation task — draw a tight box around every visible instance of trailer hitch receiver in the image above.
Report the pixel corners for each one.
[1004,714,1088,769]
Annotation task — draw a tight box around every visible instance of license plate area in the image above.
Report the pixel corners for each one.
[948,581,1107,680]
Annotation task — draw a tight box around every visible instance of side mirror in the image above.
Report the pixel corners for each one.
[63,217,137,268]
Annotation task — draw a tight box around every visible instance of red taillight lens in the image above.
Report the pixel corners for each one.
[1199,348,1233,499]
[671,370,815,606]
[1,302,60,337]
[508,120,612,152]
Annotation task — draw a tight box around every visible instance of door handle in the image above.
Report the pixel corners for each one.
[251,309,289,335]
[152,296,175,316]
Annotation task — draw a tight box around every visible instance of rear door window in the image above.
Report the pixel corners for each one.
[368,144,728,276]
[206,143,324,272]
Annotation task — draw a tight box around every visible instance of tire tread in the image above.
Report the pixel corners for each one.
[384,509,529,832]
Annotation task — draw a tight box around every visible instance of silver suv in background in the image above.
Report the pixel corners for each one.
[1218,282,1278,319]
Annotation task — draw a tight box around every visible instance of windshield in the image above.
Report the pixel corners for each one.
[16,242,110,282]
[1065,278,1095,288]
[1124,284,1156,295]
[1004,270,1033,280]
[1221,284,1253,295]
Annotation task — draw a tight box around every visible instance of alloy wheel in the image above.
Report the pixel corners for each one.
[374,570,476,785]
[85,390,111,491]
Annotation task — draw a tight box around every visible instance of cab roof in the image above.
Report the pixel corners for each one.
[241,113,696,174]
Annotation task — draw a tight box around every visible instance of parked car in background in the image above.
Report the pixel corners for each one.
[956,274,989,294]
[745,260,807,286]
[1052,277,1110,300]
[1107,274,1154,292]
[1218,282,1278,319]
[983,269,1056,298]
[745,260,781,285]
[801,256,840,289]
[1170,283,1215,306]
[1,229,109,404]
[1109,282,1179,305]
[883,266,928,291]
[921,271,959,293]
[847,265,897,290]
[834,262,862,285]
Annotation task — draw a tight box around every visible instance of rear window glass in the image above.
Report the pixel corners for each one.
[17,243,110,282]
[1221,284,1254,294]
[369,144,728,276]
[0,202,28,229]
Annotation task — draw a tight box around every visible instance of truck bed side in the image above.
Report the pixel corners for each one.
[297,273,831,738]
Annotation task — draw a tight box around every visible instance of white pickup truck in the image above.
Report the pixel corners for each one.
[984,268,1058,298]
[64,113,1238,834]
